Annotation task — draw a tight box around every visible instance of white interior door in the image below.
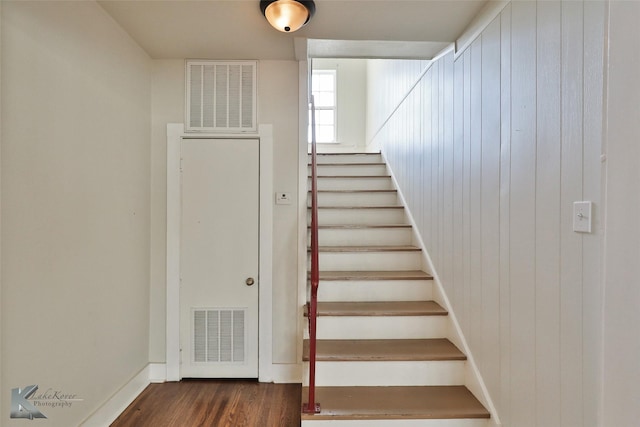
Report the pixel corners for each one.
[179,138,259,378]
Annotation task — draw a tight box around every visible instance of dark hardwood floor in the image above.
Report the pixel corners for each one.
[110,380,301,427]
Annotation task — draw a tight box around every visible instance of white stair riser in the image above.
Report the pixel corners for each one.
[309,191,398,207]
[309,209,406,225]
[312,177,394,191]
[310,154,382,164]
[310,227,413,246]
[310,164,388,176]
[303,361,465,387]
[302,419,489,427]
[309,251,422,271]
[307,316,448,339]
[317,280,433,302]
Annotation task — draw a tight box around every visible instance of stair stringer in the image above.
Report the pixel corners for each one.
[380,151,502,427]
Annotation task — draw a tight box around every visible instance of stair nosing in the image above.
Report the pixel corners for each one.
[308,245,421,253]
[309,162,386,166]
[311,152,381,155]
[309,224,412,229]
[310,206,404,210]
[309,190,398,193]
[313,175,392,179]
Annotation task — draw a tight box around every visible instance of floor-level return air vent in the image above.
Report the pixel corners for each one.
[192,308,246,363]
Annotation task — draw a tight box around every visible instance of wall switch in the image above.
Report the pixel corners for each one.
[573,201,592,233]
[275,192,292,205]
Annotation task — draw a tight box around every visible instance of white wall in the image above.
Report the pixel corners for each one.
[601,1,640,426]
[368,2,605,426]
[313,58,367,151]
[1,2,152,426]
[149,60,302,371]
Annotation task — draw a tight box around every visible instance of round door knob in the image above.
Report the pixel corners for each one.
[245,277,255,286]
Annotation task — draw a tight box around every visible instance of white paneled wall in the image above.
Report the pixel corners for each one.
[366,59,430,149]
[368,2,605,426]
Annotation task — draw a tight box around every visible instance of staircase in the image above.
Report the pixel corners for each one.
[303,152,490,427]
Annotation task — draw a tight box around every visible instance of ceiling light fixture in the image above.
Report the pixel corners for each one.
[260,0,316,33]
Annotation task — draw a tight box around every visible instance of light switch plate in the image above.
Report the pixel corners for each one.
[275,192,292,205]
[573,201,592,233]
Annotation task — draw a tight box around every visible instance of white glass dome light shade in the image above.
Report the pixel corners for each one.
[262,0,314,33]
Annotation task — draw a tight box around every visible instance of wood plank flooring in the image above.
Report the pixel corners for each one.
[110,380,301,427]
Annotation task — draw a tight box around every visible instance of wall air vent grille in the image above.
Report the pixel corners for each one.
[186,61,257,133]
[192,308,246,363]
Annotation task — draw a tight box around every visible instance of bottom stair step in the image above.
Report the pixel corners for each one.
[300,386,490,421]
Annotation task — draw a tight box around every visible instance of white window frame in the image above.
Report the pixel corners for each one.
[309,69,337,143]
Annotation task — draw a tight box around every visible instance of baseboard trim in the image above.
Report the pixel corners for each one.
[80,363,167,426]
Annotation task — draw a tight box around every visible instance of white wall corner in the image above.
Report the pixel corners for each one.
[149,363,167,383]
[165,123,184,382]
[381,150,502,427]
[80,364,155,427]
[271,363,303,384]
[294,37,308,61]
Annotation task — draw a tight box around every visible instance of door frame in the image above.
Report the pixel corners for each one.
[166,123,273,382]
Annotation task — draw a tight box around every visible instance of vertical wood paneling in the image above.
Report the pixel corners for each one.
[535,2,562,425]
[438,58,446,270]
[462,49,472,337]
[581,3,605,426]
[560,1,584,426]
[370,3,603,425]
[443,53,454,293]
[499,6,512,424]
[431,63,440,267]
[509,2,537,426]
[452,58,465,321]
[480,16,501,400]
[469,38,483,365]
[423,69,433,251]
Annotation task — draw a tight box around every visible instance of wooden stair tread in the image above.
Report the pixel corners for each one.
[309,245,420,253]
[310,205,403,209]
[309,189,397,193]
[303,339,466,361]
[314,175,392,179]
[316,270,433,280]
[300,386,490,420]
[313,301,447,316]
[311,152,381,155]
[309,162,385,166]
[310,224,411,229]
[311,224,411,229]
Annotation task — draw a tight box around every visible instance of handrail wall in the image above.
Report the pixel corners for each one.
[303,95,321,414]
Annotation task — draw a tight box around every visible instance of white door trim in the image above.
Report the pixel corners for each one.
[166,123,273,382]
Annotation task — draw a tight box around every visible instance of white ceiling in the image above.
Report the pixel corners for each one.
[98,0,487,60]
